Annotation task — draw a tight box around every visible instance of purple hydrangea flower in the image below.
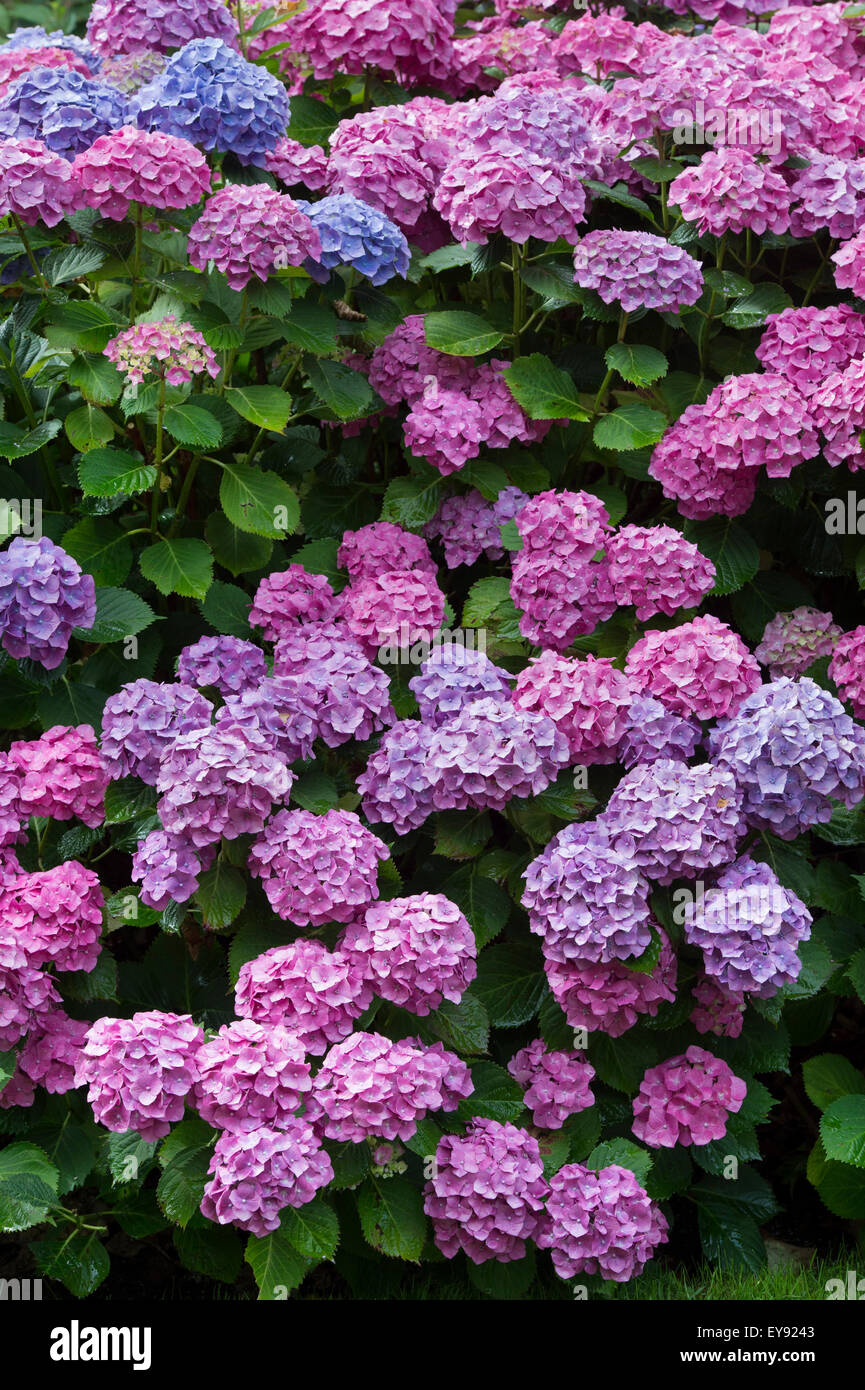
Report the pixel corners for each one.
[573,229,704,313]
[176,635,267,698]
[507,1039,595,1129]
[602,760,744,885]
[618,696,702,769]
[249,808,389,926]
[0,537,96,668]
[131,828,211,910]
[357,719,437,833]
[409,645,512,726]
[755,607,842,680]
[215,677,319,764]
[689,975,746,1039]
[249,565,337,643]
[544,930,677,1038]
[194,1020,312,1134]
[234,939,372,1055]
[514,652,635,765]
[0,67,128,156]
[76,1010,203,1142]
[101,679,213,784]
[342,893,477,1017]
[201,1121,333,1235]
[272,629,395,747]
[156,724,293,849]
[537,1163,668,1282]
[428,697,571,813]
[87,0,236,55]
[632,1045,747,1148]
[0,861,104,973]
[0,962,59,1049]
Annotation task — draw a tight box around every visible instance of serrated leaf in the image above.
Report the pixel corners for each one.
[219,461,299,538]
[64,402,115,453]
[78,447,156,497]
[473,944,546,1027]
[286,93,340,146]
[357,1177,427,1261]
[283,1198,340,1261]
[605,343,668,387]
[67,352,123,404]
[306,359,373,420]
[803,1054,865,1111]
[74,586,157,642]
[820,1095,865,1168]
[225,385,293,432]
[140,537,213,600]
[587,1139,652,1185]
[196,860,247,930]
[594,404,667,452]
[722,283,792,330]
[32,1230,110,1297]
[424,310,504,357]
[62,516,132,587]
[683,516,759,596]
[380,473,442,528]
[164,403,224,449]
[503,353,588,420]
[245,1223,312,1300]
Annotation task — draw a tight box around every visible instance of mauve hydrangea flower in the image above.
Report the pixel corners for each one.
[554,12,645,77]
[830,625,865,716]
[300,193,409,286]
[17,1009,89,1095]
[250,565,338,642]
[510,550,616,651]
[755,607,842,679]
[424,1119,548,1264]
[813,356,865,471]
[0,963,59,1049]
[194,1020,311,1134]
[328,139,435,239]
[448,82,601,166]
[469,360,552,451]
[425,487,528,569]
[708,677,865,838]
[265,137,329,190]
[429,697,570,813]
[357,719,436,833]
[508,1039,595,1129]
[0,536,95,668]
[8,724,108,827]
[99,51,166,93]
[131,828,209,911]
[684,856,811,998]
[76,1010,202,1141]
[632,1045,747,1148]
[544,929,676,1038]
[0,68,127,157]
[708,373,819,478]
[514,652,635,765]
[668,147,792,236]
[0,136,81,225]
[573,230,703,314]
[176,634,267,698]
[157,724,292,849]
[619,696,702,770]
[756,305,865,396]
[367,315,467,407]
[272,635,394,747]
[0,861,104,973]
[104,316,219,387]
[187,183,320,290]
[342,893,477,1016]
[606,525,716,620]
[289,0,453,87]
[410,645,512,726]
[306,1032,472,1143]
[538,1162,669,1283]
[690,975,746,1039]
[338,569,445,657]
[790,152,865,240]
[602,759,744,885]
[250,808,388,926]
[73,126,210,219]
[201,1121,333,1236]
[0,755,22,847]
[338,521,436,584]
[649,404,759,521]
[524,820,652,967]
[216,678,317,764]
[435,151,587,246]
[101,679,213,784]
[832,229,865,298]
[625,615,762,722]
[235,939,372,1054]
[133,38,289,165]
[2,27,99,67]
[517,489,611,562]
[404,380,487,474]
[87,0,236,55]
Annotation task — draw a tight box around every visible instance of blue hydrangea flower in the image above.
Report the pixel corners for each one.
[0,537,96,670]
[0,68,126,156]
[1,26,101,71]
[132,38,289,166]
[300,194,411,286]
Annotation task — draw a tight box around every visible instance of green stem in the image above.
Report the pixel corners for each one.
[235,0,247,55]
[617,310,629,343]
[149,376,167,536]
[11,214,49,291]
[512,244,528,358]
[129,204,144,322]
[220,289,248,392]
[168,455,202,537]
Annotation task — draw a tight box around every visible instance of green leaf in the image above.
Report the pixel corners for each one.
[37,681,106,732]
[174,1224,243,1284]
[594,404,667,452]
[424,310,504,357]
[467,1252,536,1300]
[696,1200,766,1273]
[164,402,224,449]
[291,770,339,815]
[503,353,589,420]
[357,1177,427,1261]
[286,93,340,147]
[282,1198,339,1262]
[380,473,442,528]
[605,343,669,387]
[583,179,654,219]
[420,243,480,272]
[814,1160,865,1217]
[279,301,338,354]
[64,403,115,453]
[587,1139,652,1185]
[457,1061,525,1124]
[458,458,510,501]
[199,580,251,637]
[444,868,510,949]
[196,861,247,929]
[630,155,685,183]
[462,576,512,627]
[67,352,124,405]
[820,1095,865,1168]
[62,516,132,586]
[157,1122,214,1228]
[683,516,759,596]
[45,300,122,351]
[434,809,492,860]
[44,244,107,285]
[0,419,62,460]
[519,262,583,308]
[0,1048,16,1096]
[419,993,490,1056]
[225,385,293,432]
[0,1143,60,1231]
[140,537,213,600]
[848,949,865,1005]
[245,1222,312,1300]
[205,512,272,578]
[305,359,373,420]
[106,1132,159,1187]
[722,283,793,330]
[74,586,157,642]
[473,944,546,1028]
[78,447,156,497]
[32,1231,110,1297]
[104,777,157,824]
[219,460,299,538]
[589,1031,660,1093]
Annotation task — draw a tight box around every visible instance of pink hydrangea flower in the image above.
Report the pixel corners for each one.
[829,625,865,717]
[606,525,716,619]
[0,136,81,225]
[265,137,330,190]
[507,1039,595,1129]
[368,315,467,406]
[76,1010,203,1142]
[104,316,220,386]
[403,380,486,473]
[689,976,746,1039]
[0,962,60,1049]
[755,607,842,678]
[235,939,372,1054]
[545,930,677,1038]
[668,147,792,236]
[342,893,477,1016]
[17,1008,89,1095]
[187,183,321,290]
[338,568,445,657]
[337,521,436,582]
[573,229,703,314]
[435,150,587,245]
[0,47,92,96]
[289,0,454,86]
[813,357,865,470]
[538,1162,669,1282]
[87,0,237,54]
[516,488,611,561]
[649,404,758,521]
[73,125,210,219]
[201,1121,333,1235]
[0,861,104,973]
[632,1045,747,1148]
[176,634,267,697]
[7,724,108,827]
[514,652,636,764]
[510,550,616,650]
[194,1020,312,1133]
[756,305,865,396]
[156,724,293,849]
[625,615,762,721]
[790,152,865,240]
[249,808,389,926]
[306,1032,472,1142]
[249,565,338,642]
[833,228,865,298]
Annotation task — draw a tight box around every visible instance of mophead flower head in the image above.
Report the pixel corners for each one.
[342,893,477,1016]
[0,67,128,157]
[76,1010,203,1142]
[234,939,372,1055]
[250,565,338,643]
[606,524,716,620]
[0,536,95,669]
[544,930,676,1038]
[87,0,236,56]
[194,1020,312,1134]
[201,1120,333,1235]
[573,229,703,314]
[131,828,211,911]
[829,625,865,718]
[338,568,445,658]
[73,126,211,219]
[625,614,762,721]
[756,305,865,396]
[618,695,702,769]
[249,808,389,926]
[104,316,219,386]
[300,193,410,286]
[0,860,104,973]
[632,1044,747,1148]
[428,697,571,813]
[410,645,512,726]
[187,182,319,290]
[689,975,746,1039]
[156,724,292,849]
[514,651,636,765]
[101,679,213,785]
[176,634,267,697]
[537,1162,669,1282]
[668,147,792,237]
[0,136,81,225]
[337,521,436,583]
[434,150,587,246]
[507,1039,595,1129]
[755,607,842,680]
